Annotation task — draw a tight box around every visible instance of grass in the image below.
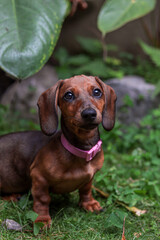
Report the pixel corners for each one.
[1,196,160,239]
[0,105,160,239]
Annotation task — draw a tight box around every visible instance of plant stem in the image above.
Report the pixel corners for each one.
[101,35,107,61]
[141,19,154,46]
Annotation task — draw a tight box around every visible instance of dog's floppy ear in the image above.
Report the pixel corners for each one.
[37,80,63,136]
[95,77,117,131]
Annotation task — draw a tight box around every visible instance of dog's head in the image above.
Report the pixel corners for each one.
[38,75,117,136]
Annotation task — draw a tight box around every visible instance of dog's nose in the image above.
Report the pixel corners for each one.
[81,108,97,121]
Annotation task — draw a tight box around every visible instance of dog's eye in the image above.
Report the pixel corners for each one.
[64,91,75,101]
[93,88,102,98]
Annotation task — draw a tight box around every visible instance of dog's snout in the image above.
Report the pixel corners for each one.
[81,108,97,121]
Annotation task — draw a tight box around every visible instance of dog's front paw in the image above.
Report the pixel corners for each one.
[35,215,52,228]
[80,199,103,213]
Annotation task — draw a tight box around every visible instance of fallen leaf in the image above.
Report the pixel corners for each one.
[117,202,147,216]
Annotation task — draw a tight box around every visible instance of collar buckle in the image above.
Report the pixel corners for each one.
[86,141,102,161]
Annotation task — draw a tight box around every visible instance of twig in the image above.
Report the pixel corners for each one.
[92,185,109,198]
[121,217,126,240]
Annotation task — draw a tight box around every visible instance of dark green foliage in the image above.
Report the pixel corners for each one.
[76,36,103,55]
[140,40,160,67]
[96,107,160,203]
[0,104,40,135]
[54,36,160,84]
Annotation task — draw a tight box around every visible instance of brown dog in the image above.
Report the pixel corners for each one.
[0,75,116,227]
[30,75,116,226]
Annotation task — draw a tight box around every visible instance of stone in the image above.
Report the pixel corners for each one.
[106,76,157,124]
[1,73,157,125]
[2,219,22,231]
[0,65,58,122]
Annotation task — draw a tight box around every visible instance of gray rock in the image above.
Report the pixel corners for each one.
[1,73,157,125]
[0,65,58,121]
[106,76,157,124]
[2,219,22,231]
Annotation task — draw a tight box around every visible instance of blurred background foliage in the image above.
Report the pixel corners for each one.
[0,0,157,79]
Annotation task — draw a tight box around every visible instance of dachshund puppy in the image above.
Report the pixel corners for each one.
[30,75,116,226]
[0,75,116,227]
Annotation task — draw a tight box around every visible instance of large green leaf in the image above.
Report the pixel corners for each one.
[0,0,70,79]
[97,0,156,36]
[140,41,160,67]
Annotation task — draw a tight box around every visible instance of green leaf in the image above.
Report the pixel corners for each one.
[105,210,127,229]
[154,185,160,197]
[33,222,44,236]
[56,65,74,79]
[98,0,156,36]
[76,36,103,55]
[123,95,134,107]
[95,171,108,183]
[151,157,160,166]
[54,47,69,65]
[73,58,123,79]
[25,210,38,222]
[75,59,108,77]
[105,56,121,66]
[0,0,70,79]
[68,54,91,66]
[139,41,160,67]
[116,187,142,206]
[18,193,30,210]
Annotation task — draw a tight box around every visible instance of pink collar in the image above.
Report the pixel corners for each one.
[61,134,102,161]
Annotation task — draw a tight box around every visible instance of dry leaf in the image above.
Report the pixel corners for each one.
[117,202,147,216]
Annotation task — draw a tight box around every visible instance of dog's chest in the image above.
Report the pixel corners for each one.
[51,162,95,194]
